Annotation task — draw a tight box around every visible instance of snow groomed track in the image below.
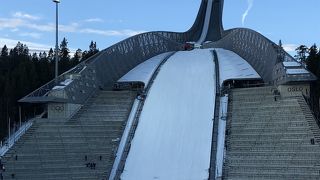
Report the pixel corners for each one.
[121,49,216,179]
[118,48,261,179]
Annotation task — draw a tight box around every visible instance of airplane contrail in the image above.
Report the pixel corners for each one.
[242,0,254,26]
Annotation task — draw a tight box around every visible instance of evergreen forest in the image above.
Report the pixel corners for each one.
[0,38,99,141]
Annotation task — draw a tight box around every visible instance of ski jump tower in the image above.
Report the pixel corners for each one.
[20,0,315,109]
[19,0,315,109]
[5,0,316,179]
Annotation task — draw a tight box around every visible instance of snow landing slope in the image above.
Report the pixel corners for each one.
[118,52,173,86]
[121,49,216,180]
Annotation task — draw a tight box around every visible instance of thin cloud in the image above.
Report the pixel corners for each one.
[19,32,42,39]
[17,22,79,33]
[25,23,54,32]
[0,18,24,28]
[80,28,145,37]
[123,29,146,36]
[13,12,40,20]
[0,37,77,55]
[11,28,19,32]
[0,37,51,51]
[60,23,80,32]
[84,18,104,23]
[0,16,80,33]
[0,16,144,39]
[283,44,298,52]
[242,0,254,26]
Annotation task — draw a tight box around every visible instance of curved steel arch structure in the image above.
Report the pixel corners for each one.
[20,0,315,104]
[20,0,215,104]
[203,28,316,84]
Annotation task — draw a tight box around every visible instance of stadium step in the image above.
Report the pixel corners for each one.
[1,90,136,179]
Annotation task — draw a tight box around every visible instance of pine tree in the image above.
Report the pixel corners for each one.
[59,37,71,74]
[48,48,54,61]
[0,45,9,73]
[89,41,99,54]
[31,52,38,62]
[59,37,70,59]
[82,41,99,61]
[306,44,319,76]
[71,48,82,66]
[1,45,9,57]
[295,45,308,64]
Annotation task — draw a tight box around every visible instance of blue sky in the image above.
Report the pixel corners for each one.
[0,0,319,54]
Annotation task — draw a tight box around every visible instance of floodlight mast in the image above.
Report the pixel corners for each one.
[53,0,60,83]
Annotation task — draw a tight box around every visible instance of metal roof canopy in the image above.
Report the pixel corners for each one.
[18,96,68,104]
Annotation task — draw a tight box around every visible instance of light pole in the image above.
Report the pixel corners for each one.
[53,0,60,83]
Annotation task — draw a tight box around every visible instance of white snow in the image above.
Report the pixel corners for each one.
[52,78,73,90]
[118,47,263,179]
[283,61,301,67]
[60,78,73,86]
[109,99,140,180]
[215,48,261,85]
[0,120,33,156]
[118,52,172,85]
[52,86,65,90]
[215,95,228,178]
[121,49,215,180]
[197,0,213,44]
[286,68,309,75]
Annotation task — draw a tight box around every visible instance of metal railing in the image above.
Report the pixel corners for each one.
[302,94,320,125]
[0,120,33,157]
[209,50,221,179]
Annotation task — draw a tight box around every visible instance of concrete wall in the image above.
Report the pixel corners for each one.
[48,103,81,119]
[278,84,310,97]
[47,88,81,119]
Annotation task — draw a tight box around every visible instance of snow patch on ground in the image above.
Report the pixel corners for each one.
[52,78,73,90]
[286,68,309,75]
[283,61,301,67]
[118,52,172,85]
[109,99,140,180]
[216,48,261,85]
[215,95,228,178]
[0,121,33,156]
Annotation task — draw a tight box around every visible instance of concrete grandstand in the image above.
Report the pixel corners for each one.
[1,0,319,179]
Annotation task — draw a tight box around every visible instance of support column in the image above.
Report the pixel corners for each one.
[8,117,10,146]
[19,106,22,127]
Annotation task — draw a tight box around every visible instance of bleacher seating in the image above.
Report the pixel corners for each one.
[223,86,320,179]
[2,91,135,180]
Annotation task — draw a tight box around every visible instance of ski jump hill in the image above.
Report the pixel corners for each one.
[2,0,320,179]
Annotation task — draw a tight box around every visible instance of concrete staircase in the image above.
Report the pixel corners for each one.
[223,86,320,180]
[1,91,135,180]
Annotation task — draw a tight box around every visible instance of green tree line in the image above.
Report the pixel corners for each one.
[295,44,320,118]
[0,38,99,141]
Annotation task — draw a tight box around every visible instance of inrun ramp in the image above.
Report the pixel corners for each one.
[121,49,216,179]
